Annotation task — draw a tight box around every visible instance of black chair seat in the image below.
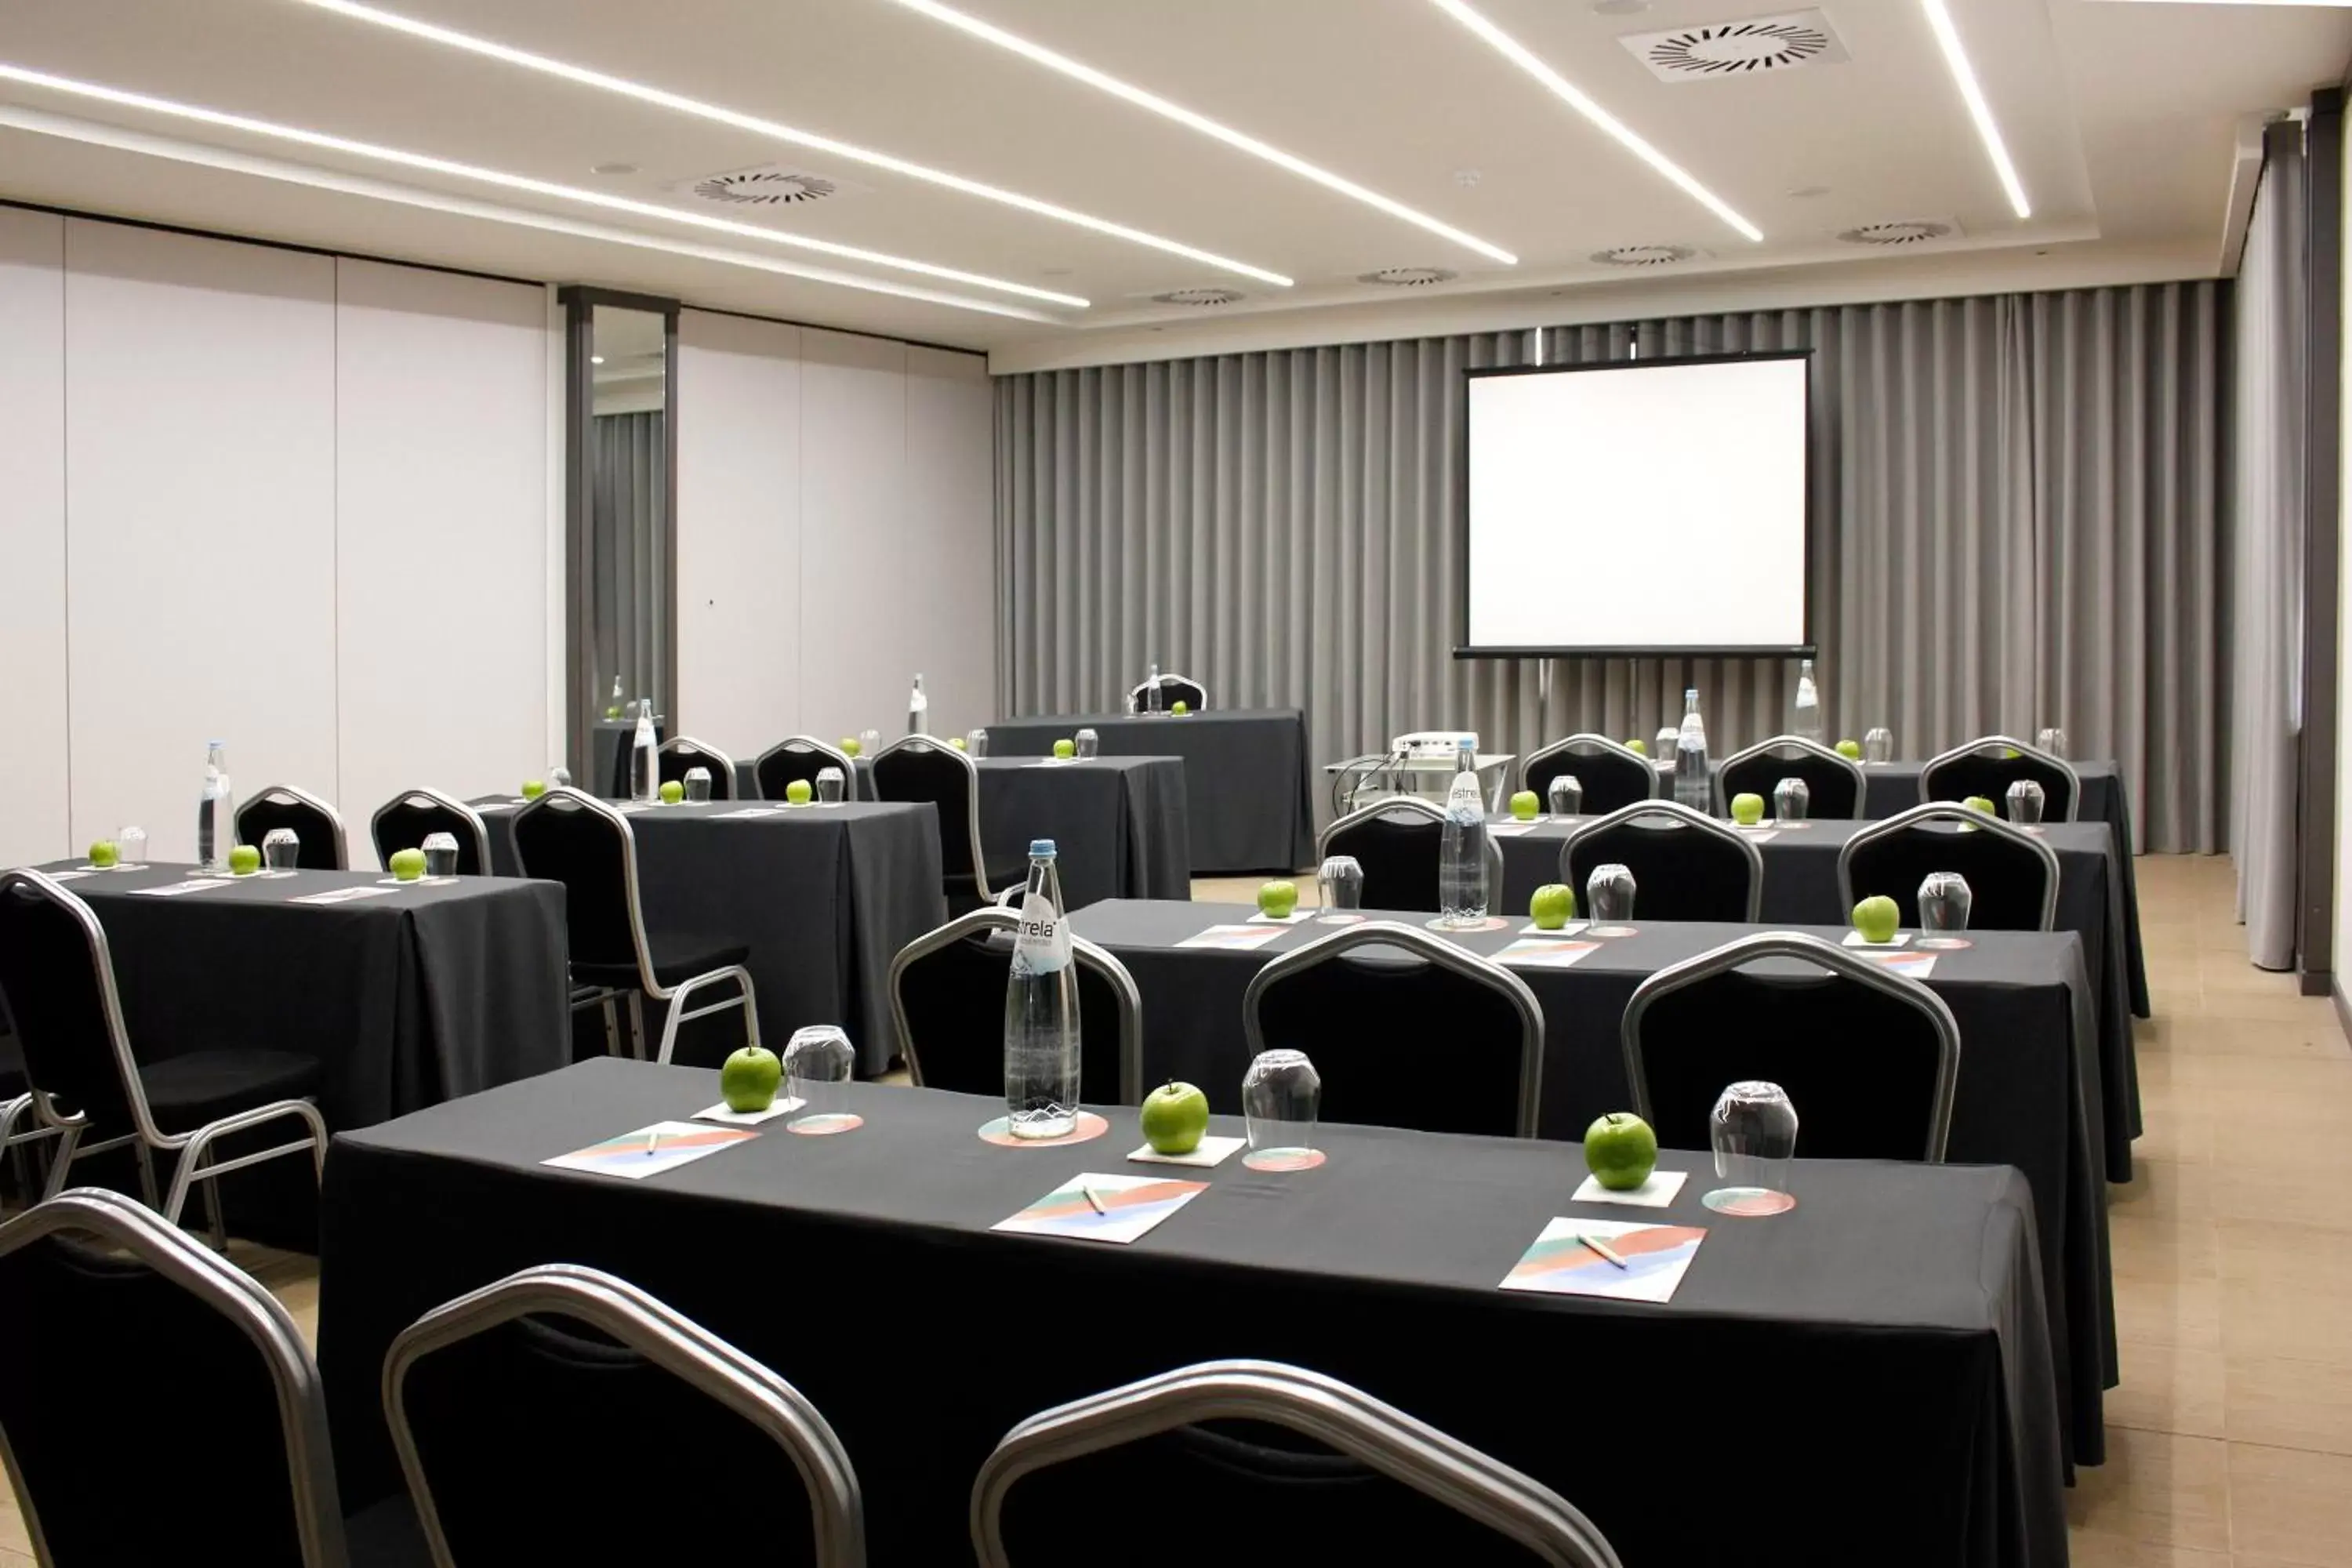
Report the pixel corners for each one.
[140,1049,321,1127]
[572,942,749,992]
[0,1030,25,1099]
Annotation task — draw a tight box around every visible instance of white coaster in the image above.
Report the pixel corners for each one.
[692,1098,805,1126]
[1571,1170,1688,1208]
[1126,1134,1247,1168]
[1246,909,1313,924]
[1842,931,1911,949]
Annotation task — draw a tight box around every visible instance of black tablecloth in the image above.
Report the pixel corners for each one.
[1071,899,2110,1467]
[477,799,945,1075]
[318,1061,2066,1568]
[984,710,1314,875]
[590,717,663,799]
[1494,816,2141,1181]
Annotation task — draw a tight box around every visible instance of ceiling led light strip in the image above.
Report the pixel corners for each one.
[291,0,1290,287]
[0,61,1087,306]
[877,0,1516,266]
[0,102,1060,321]
[1919,0,2031,220]
[1426,0,1762,243]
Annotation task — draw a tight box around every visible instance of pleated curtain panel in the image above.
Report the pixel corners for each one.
[996,285,2230,855]
[590,409,669,713]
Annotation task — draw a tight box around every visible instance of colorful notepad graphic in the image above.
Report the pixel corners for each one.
[1868,950,1939,979]
[1501,1217,1705,1304]
[993,1173,1207,1244]
[1174,924,1287,952]
[541,1120,757,1180]
[1493,937,1601,970]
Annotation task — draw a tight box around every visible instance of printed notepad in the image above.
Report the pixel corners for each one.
[993,1173,1207,1244]
[1501,1218,1706,1304]
[291,885,397,906]
[128,878,231,898]
[542,1121,757,1180]
[1493,937,1601,971]
[1174,924,1286,952]
[1867,951,1939,980]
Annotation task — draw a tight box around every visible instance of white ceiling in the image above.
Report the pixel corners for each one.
[0,0,2342,370]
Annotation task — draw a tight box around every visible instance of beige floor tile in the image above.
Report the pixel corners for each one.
[2065,1428,2232,1552]
[2114,1276,2223,1352]
[2226,1356,2352,1456]
[2222,1276,2352,1367]
[2108,1215,2220,1283]
[0,1499,28,1555]
[2107,1340,2227,1438]
[2227,1443,2352,1563]
[2110,1156,2216,1222]
[2061,1537,2230,1568]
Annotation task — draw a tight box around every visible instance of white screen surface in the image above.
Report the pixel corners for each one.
[1464,355,1810,653]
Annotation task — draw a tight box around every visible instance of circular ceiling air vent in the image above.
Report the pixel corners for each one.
[1837,220,1955,247]
[1642,18,1835,76]
[1151,287,1245,307]
[691,169,838,207]
[1358,267,1458,287]
[1591,245,1696,267]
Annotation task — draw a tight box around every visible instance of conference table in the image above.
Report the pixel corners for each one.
[980,710,1314,875]
[1492,815,2142,1181]
[317,1062,2066,1568]
[1071,898,2110,1467]
[475,797,944,1075]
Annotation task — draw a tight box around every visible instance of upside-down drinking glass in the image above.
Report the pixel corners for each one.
[815,766,844,806]
[1918,871,1973,949]
[1863,727,1895,764]
[782,1025,855,1121]
[1316,855,1364,916]
[118,826,147,869]
[1075,728,1099,761]
[858,729,881,760]
[1586,862,1636,935]
[1706,1080,1799,1216]
[550,767,572,790]
[1546,775,1583,818]
[1243,1049,1321,1164]
[262,828,301,873]
[683,766,712,804]
[2005,779,2046,826]
[1653,727,1679,764]
[2035,727,2068,760]
[421,832,459,878]
[1773,776,1811,823]
[966,728,989,760]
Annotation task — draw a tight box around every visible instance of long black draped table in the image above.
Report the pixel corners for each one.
[1071,898,2111,1468]
[476,797,944,1075]
[318,1061,2067,1568]
[1493,815,2142,1182]
[981,710,1312,875]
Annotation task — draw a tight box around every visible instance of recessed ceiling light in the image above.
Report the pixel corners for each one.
[1425,0,1763,243]
[0,60,1088,307]
[290,0,1291,287]
[589,162,637,176]
[1919,0,2031,220]
[875,0,1516,265]
[590,354,606,364]
[1786,184,1830,200]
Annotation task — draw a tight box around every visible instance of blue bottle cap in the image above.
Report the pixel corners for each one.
[1029,839,1057,857]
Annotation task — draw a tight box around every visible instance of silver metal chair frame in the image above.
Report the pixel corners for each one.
[1127,673,1208,712]
[368,786,492,875]
[1556,799,1766,923]
[753,735,856,801]
[1715,734,1868,818]
[507,789,760,1065]
[1316,797,1506,905]
[886,908,1145,1104]
[870,735,994,901]
[1240,920,1544,1138]
[0,869,328,1239]
[1918,735,2083,822]
[1836,801,2063,933]
[1518,733,1661,800]
[971,1359,1621,1568]
[1619,931,1962,1162]
[0,1188,349,1567]
[384,1262,865,1568]
[658,735,739,795]
[236,783,350,870]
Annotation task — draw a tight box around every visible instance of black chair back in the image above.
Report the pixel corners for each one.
[0,872,142,1140]
[1838,804,2060,931]
[510,789,648,977]
[1716,738,1865,820]
[1129,673,1208,713]
[871,739,989,895]
[889,910,1142,1104]
[1520,735,1657,817]
[756,737,856,802]
[1918,737,2079,822]
[0,1189,346,1567]
[371,788,492,876]
[1316,800,1500,916]
[234,786,347,870]
[1560,803,1763,923]
[658,738,736,800]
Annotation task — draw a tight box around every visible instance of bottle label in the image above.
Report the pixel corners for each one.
[1014,892,1070,972]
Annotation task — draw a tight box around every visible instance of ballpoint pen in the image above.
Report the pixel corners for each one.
[1577,1232,1628,1269]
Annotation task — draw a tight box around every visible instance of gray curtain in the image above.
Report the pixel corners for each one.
[2230,128,2307,967]
[591,410,668,714]
[996,285,2229,852]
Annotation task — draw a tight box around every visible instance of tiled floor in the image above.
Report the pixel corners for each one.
[8,854,2349,1566]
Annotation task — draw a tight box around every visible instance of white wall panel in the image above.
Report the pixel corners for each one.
[0,209,68,869]
[901,344,996,741]
[336,257,549,853]
[797,329,913,742]
[64,220,337,862]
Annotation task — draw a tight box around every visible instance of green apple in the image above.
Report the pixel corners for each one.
[1053,738,1076,760]
[1730,792,1766,826]
[1964,795,1997,815]
[521,779,546,799]
[1835,738,1864,760]
[1140,1080,1210,1155]
[1508,789,1540,822]
[1530,883,1576,930]
[1171,700,1190,716]
[88,840,118,869]
[1258,880,1298,919]
[785,779,814,805]
[1625,738,1647,757]
[720,1044,782,1113]
[390,847,426,882]
[1584,1112,1658,1192]
[659,779,684,804]
[950,736,967,751]
[229,844,263,876]
[839,736,862,757]
[605,705,622,720]
[1853,895,1900,944]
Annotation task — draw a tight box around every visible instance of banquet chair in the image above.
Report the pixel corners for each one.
[755,735,857,802]
[1919,736,2082,822]
[1716,735,1867,819]
[0,869,328,1239]
[0,1188,352,1566]
[0,1025,68,1214]
[385,1263,865,1568]
[1622,931,1961,1162]
[236,784,350,870]
[1559,800,1765,923]
[1519,735,1659,818]
[972,1359,1622,1568]
[887,908,1144,1103]
[510,789,759,1067]
[870,735,1015,912]
[1128,672,1208,713]
[1243,922,1541,1138]
[1838,803,2061,932]
[657,736,738,800]
[370,787,493,877]
[1317,797,1506,915]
